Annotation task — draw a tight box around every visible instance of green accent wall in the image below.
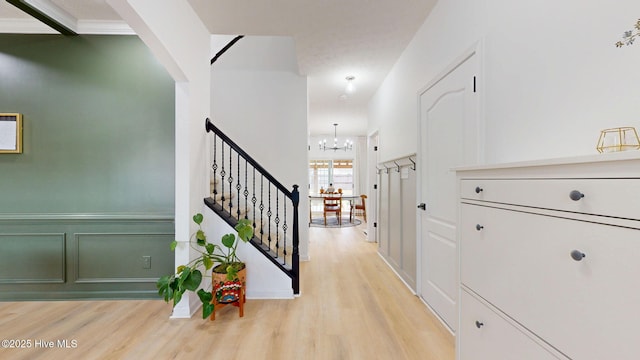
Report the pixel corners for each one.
[0,34,175,300]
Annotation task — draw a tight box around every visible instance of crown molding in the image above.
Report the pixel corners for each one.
[3,0,134,35]
[0,18,134,35]
[0,18,57,33]
[77,20,134,35]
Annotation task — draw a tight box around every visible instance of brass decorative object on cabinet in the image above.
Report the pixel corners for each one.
[596,127,640,153]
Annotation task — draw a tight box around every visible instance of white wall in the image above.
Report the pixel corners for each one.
[369,0,640,164]
[107,0,212,318]
[210,36,310,261]
[202,207,293,299]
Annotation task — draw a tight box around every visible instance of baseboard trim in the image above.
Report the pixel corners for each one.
[0,290,161,301]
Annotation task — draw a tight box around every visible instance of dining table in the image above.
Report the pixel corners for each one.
[308,194,360,225]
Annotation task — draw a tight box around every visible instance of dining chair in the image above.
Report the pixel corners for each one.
[350,194,367,222]
[323,196,342,226]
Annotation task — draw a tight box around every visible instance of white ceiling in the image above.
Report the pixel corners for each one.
[0,0,437,136]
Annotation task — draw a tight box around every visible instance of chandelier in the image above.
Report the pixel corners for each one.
[319,123,353,151]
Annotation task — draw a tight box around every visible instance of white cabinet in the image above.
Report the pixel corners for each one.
[459,289,562,360]
[456,152,640,360]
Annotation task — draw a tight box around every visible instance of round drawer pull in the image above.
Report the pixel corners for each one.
[570,250,586,261]
[569,190,585,201]
[475,186,483,194]
[476,224,484,231]
[475,321,484,329]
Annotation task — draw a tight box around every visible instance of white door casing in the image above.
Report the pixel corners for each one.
[417,45,483,333]
[367,131,379,242]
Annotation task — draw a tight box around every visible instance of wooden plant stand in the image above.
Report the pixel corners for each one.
[210,267,246,321]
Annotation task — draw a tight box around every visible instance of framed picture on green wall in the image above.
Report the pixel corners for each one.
[0,113,22,154]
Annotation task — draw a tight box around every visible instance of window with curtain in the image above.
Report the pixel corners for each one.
[332,159,354,195]
[309,159,353,195]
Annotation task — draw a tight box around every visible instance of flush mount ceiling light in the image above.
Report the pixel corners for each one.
[344,75,356,94]
[319,123,353,151]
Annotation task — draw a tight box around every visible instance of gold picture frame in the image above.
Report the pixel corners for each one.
[0,113,23,154]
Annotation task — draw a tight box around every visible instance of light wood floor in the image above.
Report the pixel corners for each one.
[0,220,454,360]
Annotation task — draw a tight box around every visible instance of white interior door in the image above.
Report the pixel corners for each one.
[418,50,481,332]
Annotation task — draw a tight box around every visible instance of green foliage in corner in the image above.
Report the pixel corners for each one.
[616,18,640,47]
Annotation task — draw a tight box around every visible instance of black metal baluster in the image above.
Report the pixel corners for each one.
[259,174,264,245]
[275,190,280,259]
[220,140,226,210]
[212,133,218,203]
[236,153,241,219]
[268,182,272,250]
[244,159,249,219]
[228,145,233,217]
[251,167,257,232]
[283,197,288,266]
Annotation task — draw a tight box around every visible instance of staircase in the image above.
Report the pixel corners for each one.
[205,118,300,295]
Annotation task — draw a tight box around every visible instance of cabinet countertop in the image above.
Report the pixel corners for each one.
[455,150,640,172]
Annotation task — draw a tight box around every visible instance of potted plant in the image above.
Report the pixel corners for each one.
[156,213,254,319]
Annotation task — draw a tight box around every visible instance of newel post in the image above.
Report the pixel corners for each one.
[291,184,300,295]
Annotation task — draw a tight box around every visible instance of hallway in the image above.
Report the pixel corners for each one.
[0,220,454,359]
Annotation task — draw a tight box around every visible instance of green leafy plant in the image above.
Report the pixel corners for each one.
[156,213,254,319]
[616,18,640,47]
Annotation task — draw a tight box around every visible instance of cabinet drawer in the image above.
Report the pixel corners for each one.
[459,289,566,360]
[460,203,640,360]
[460,178,640,220]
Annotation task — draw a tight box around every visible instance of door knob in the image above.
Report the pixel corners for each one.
[417,203,426,211]
[475,320,484,328]
[476,224,484,231]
